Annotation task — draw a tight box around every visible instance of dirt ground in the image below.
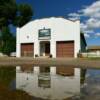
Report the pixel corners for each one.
[0,57,100,69]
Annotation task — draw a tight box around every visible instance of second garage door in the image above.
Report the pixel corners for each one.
[56,41,74,57]
[21,43,34,57]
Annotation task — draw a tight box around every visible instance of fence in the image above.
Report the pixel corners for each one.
[80,52,100,58]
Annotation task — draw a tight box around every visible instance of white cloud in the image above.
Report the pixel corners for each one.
[86,18,100,29]
[80,18,100,32]
[81,1,100,18]
[84,30,94,34]
[68,17,79,21]
[84,33,90,38]
[80,23,87,31]
[80,23,94,33]
[95,32,100,37]
[68,13,81,18]
[68,0,100,38]
[68,13,80,20]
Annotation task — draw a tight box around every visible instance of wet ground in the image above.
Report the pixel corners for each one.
[0,66,100,100]
[80,69,100,100]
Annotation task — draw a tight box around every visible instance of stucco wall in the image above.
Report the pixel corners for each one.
[16,17,80,58]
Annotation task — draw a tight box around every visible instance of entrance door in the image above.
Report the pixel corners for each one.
[45,43,50,56]
[40,41,50,56]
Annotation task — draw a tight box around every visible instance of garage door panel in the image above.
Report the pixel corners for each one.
[21,43,34,57]
[63,53,74,55]
[63,52,74,54]
[62,53,73,56]
[63,45,74,48]
[62,48,74,50]
[56,41,74,57]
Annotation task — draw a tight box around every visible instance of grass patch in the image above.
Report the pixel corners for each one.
[87,57,100,60]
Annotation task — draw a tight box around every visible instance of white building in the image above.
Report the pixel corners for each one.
[16,17,86,58]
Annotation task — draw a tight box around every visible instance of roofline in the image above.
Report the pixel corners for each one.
[32,16,80,22]
[19,16,80,28]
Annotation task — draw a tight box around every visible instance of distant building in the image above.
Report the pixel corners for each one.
[81,46,100,58]
[87,46,100,57]
[16,17,86,58]
[88,46,100,53]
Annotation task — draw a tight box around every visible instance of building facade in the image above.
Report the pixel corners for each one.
[16,17,86,58]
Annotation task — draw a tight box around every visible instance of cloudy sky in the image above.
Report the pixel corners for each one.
[17,0,100,46]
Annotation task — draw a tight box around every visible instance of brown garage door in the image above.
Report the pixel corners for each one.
[56,41,74,57]
[21,43,34,57]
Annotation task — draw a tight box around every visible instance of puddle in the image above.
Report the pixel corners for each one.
[0,66,100,100]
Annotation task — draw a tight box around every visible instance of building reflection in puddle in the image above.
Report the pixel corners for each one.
[16,66,81,100]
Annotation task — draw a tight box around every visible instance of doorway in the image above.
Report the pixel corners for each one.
[40,41,50,56]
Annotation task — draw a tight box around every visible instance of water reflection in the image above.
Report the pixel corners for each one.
[16,66,80,100]
[81,69,100,100]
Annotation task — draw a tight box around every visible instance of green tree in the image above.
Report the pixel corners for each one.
[13,4,33,27]
[0,0,33,55]
[0,0,33,28]
[0,27,16,55]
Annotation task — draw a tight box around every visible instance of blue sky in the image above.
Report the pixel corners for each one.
[16,0,100,46]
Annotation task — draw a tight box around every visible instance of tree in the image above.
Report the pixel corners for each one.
[0,0,33,55]
[13,4,33,27]
[0,27,16,55]
[0,0,33,28]
[0,0,17,27]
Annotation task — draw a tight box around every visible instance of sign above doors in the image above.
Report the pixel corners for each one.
[38,28,51,40]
